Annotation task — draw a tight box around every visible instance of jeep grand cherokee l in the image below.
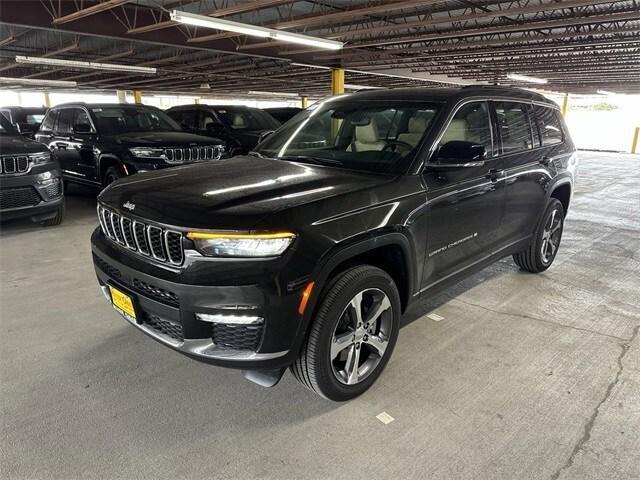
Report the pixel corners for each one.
[91,87,577,401]
[0,113,64,225]
[35,103,225,189]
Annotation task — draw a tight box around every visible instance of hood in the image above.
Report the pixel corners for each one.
[98,156,388,229]
[103,131,224,147]
[0,134,49,155]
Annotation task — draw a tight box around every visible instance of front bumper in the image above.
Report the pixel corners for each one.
[91,228,306,370]
[0,162,64,222]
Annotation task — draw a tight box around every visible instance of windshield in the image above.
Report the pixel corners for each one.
[0,114,17,135]
[255,99,440,174]
[215,108,280,131]
[91,107,181,134]
[24,110,46,125]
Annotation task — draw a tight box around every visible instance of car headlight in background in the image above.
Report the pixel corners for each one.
[186,231,296,257]
[129,147,166,159]
[29,151,51,165]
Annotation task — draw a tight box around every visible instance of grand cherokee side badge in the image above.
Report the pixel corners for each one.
[122,201,135,211]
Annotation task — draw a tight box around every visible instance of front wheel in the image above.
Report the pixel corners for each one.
[40,204,65,226]
[513,198,564,273]
[102,165,124,188]
[291,265,401,401]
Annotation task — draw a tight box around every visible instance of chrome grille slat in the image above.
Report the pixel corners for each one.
[97,205,183,266]
[0,156,30,175]
[162,145,223,164]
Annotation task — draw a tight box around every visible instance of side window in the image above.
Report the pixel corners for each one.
[494,101,533,154]
[0,110,11,123]
[73,109,91,129]
[56,108,74,134]
[40,109,59,131]
[200,110,223,130]
[168,109,197,129]
[441,102,493,155]
[535,106,564,146]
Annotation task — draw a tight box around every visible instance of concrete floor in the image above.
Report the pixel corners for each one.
[1,151,639,479]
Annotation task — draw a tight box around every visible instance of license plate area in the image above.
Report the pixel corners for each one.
[109,285,138,322]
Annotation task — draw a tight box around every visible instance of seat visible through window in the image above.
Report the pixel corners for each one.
[351,119,386,152]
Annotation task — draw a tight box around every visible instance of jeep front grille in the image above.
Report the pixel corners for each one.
[97,204,184,266]
[0,155,29,175]
[164,145,223,164]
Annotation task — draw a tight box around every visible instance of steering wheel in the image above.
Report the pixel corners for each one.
[382,140,413,154]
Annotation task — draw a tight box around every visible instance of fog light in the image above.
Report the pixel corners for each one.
[37,172,58,184]
[196,313,263,325]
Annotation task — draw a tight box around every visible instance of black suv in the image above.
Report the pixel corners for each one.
[0,113,64,225]
[0,106,48,137]
[166,104,280,156]
[35,103,226,189]
[92,87,577,401]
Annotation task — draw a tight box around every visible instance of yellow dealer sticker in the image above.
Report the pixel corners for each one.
[109,286,136,320]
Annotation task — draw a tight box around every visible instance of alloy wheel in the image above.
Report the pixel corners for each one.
[541,208,562,264]
[330,288,393,385]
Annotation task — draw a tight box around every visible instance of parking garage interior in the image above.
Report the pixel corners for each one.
[1,1,639,479]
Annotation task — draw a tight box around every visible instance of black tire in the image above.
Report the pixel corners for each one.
[291,265,401,401]
[513,198,564,273]
[102,165,124,187]
[40,204,65,226]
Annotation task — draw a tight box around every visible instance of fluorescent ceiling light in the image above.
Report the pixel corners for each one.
[345,84,383,90]
[248,90,300,97]
[507,73,548,85]
[0,76,77,87]
[15,55,156,74]
[170,10,343,50]
[291,63,332,70]
[597,89,615,95]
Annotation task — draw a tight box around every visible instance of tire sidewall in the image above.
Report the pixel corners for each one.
[533,199,564,270]
[311,266,401,401]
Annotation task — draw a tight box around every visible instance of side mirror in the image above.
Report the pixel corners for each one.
[73,123,92,134]
[434,141,487,167]
[16,122,36,135]
[258,130,275,144]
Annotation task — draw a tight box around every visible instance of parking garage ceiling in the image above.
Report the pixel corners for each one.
[0,0,639,97]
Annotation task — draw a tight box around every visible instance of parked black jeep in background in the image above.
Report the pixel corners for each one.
[167,104,280,156]
[35,103,226,189]
[0,113,64,226]
[92,87,577,401]
[0,106,48,138]
[264,107,303,124]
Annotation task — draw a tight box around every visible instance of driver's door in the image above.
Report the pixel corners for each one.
[421,101,506,289]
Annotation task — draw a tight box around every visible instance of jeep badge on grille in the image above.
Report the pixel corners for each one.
[122,201,135,211]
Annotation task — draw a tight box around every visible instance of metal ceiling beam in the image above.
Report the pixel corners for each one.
[52,0,130,25]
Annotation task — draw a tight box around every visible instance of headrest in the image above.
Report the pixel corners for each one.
[441,119,468,143]
[408,115,428,133]
[355,120,379,143]
[232,114,246,128]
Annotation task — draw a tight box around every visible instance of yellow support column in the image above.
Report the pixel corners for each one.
[133,91,142,104]
[43,92,51,108]
[331,68,344,96]
[301,96,308,109]
[561,93,569,117]
[632,127,639,154]
[194,98,200,105]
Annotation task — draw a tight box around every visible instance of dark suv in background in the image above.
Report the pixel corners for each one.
[0,114,64,226]
[167,104,280,156]
[92,87,576,401]
[0,106,48,138]
[35,103,226,189]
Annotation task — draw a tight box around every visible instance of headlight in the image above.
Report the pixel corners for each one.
[186,231,295,257]
[29,151,51,165]
[129,147,165,159]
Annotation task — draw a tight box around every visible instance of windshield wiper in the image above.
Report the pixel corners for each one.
[278,155,343,166]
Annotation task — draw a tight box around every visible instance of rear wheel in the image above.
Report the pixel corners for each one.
[513,198,564,273]
[291,265,400,401]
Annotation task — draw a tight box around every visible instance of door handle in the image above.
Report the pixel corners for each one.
[540,156,551,166]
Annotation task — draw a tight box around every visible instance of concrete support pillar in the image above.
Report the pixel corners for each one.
[116,90,128,104]
[194,98,200,105]
[331,68,344,96]
[632,127,639,154]
[43,92,51,108]
[301,96,308,109]
[561,94,569,117]
[133,90,142,104]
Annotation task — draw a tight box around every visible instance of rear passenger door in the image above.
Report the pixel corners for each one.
[421,101,506,289]
[495,101,551,243]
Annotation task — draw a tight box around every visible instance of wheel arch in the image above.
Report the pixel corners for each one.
[98,154,127,183]
[549,180,572,215]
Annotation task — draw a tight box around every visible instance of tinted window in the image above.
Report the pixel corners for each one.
[25,113,45,125]
[495,101,533,153]
[256,100,439,175]
[535,106,564,145]
[57,108,74,134]
[168,109,197,129]
[0,114,17,134]
[441,102,493,155]
[40,109,59,131]
[0,110,11,123]
[72,109,92,129]
[91,107,180,134]
[200,110,223,129]
[215,108,279,131]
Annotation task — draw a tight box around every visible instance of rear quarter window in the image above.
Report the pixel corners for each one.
[534,106,564,146]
